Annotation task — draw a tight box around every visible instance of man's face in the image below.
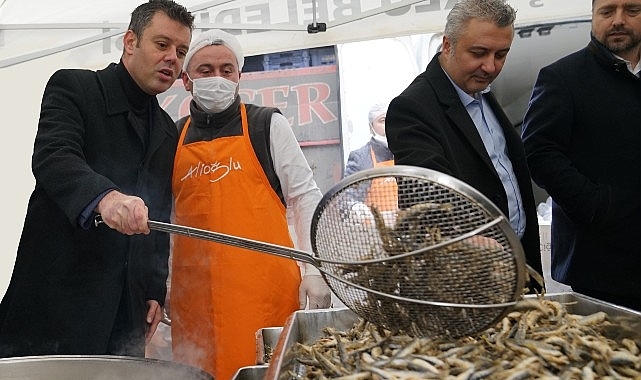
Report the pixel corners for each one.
[440,18,514,96]
[181,44,241,92]
[592,0,641,59]
[122,11,191,95]
[370,113,386,137]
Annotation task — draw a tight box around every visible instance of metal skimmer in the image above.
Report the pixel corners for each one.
[310,165,526,337]
[147,166,526,338]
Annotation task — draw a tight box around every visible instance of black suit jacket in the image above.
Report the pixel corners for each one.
[386,53,542,277]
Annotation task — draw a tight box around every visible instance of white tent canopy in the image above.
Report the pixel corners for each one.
[1,0,591,68]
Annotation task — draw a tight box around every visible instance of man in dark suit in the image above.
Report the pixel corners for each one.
[521,0,640,310]
[386,0,543,282]
[0,0,194,357]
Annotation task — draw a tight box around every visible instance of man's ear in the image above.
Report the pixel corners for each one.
[441,35,452,56]
[123,30,137,55]
[181,71,192,91]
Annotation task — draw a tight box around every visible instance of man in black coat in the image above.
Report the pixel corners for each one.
[0,0,194,357]
[522,0,640,310]
[386,0,543,285]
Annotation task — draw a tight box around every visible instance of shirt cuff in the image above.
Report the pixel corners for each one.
[78,189,114,230]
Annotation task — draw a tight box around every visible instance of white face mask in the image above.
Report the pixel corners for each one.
[190,76,238,113]
[372,133,388,147]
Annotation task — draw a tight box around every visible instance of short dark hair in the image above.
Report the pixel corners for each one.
[128,0,195,38]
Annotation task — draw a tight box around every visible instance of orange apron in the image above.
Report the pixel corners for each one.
[365,146,397,212]
[171,104,301,379]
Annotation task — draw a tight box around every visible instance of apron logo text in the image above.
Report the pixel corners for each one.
[180,157,242,183]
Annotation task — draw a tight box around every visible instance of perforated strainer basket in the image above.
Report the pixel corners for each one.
[310,165,527,337]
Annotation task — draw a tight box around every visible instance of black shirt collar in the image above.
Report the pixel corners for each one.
[115,60,152,112]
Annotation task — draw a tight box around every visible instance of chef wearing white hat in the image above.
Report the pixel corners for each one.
[169,29,331,380]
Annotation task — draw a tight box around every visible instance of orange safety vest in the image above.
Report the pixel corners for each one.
[170,104,301,379]
[365,146,397,212]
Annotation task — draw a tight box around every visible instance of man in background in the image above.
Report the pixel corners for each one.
[344,102,394,177]
[522,0,640,310]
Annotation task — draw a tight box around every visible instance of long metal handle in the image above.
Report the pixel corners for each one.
[149,220,320,267]
[93,215,319,266]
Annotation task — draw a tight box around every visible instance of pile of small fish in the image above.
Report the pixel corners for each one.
[328,201,519,338]
[285,297,641,379]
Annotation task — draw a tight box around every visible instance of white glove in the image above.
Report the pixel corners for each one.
[348,202,374,224]
[299,274,331,309]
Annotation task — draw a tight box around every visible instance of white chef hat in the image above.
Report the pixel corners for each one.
[368,102,388,124]
[183,29,245,72]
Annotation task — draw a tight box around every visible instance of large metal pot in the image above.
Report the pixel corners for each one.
[0,355,213,380]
